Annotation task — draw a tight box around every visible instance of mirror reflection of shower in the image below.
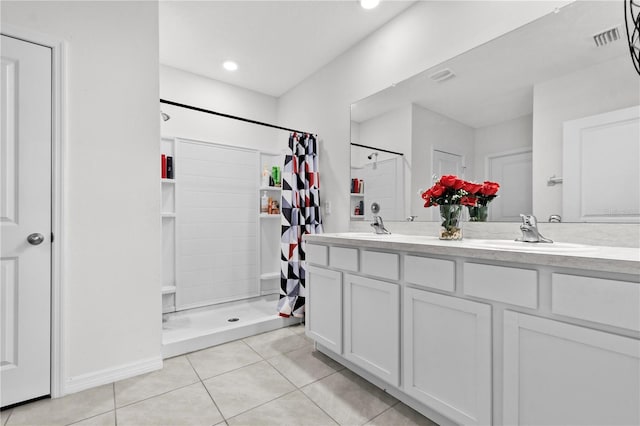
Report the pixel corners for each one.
[367,152,379,169]
[350,143,406,221]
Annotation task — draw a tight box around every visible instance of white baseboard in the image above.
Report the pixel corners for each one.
[63,356,163,396]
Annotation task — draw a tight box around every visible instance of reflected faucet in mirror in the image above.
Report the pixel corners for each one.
[549,214,562,223]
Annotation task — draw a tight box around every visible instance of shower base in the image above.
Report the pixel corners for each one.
[162,294,300,358]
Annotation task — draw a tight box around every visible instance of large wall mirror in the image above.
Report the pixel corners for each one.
[350,1,639,223]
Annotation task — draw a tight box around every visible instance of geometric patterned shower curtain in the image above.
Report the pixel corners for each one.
[277,133,323,318]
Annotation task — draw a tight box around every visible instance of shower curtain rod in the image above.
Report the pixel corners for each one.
[350,142,404,157]
[160,99,316,136]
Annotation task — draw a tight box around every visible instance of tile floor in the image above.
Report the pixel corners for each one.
[1,325,438,426]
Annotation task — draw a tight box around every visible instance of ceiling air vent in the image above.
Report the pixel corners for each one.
[429,68,455,83]
[593,26,621,47]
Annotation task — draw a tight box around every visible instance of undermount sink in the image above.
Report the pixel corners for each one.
[465,239,598,254]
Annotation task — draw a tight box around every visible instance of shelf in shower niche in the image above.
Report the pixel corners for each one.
[350,215,365,220]
[162,285,176,295]
[260,272,280,280]
[161,213,176,218]
[259,186,281,191]
[350,193,364,197]
[161,179,176,184]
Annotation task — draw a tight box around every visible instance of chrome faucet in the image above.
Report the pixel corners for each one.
[370,202,391,234]
[371,216,391,234]
[516,214,553,243]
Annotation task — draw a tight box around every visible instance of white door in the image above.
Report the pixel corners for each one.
[433,149,464,178]
[563,106,640,222]
[432,150,464,220]
[403,288,492,426]
[1,35,52,407]
[487,149,532,221]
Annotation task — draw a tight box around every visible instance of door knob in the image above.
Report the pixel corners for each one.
[27,233,45,245]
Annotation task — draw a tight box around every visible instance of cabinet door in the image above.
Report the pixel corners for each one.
[503,311,640,425]
[403,288,491,426]
[344,274,400,386]
[306,266,342,354]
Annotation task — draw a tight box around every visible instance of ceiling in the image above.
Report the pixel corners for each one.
[159,1,415,97]
[351,0,630,128]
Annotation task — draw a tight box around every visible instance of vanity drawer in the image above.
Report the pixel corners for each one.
[362,250,399,280]
[306,244,328,266]
[552,274,640,332]
[404,255,455,292]
[463,263,538,309]
[329,246,358,272]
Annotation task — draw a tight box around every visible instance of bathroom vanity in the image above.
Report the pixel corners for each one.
[303,233,640,426]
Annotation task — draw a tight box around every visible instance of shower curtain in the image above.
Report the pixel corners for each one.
[278,133,323,318]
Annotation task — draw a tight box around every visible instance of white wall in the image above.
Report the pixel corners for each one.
[160,65,283,153]
[277,0,570,232]
[474,114,533,182]
[2,1,162,392]
[532,54,639,220]
[411,104,475,219]
[358,106,412,162]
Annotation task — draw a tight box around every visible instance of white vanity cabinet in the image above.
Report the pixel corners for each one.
[306,265,342,354]
[503,311,640,426]
[303,235,640,426]
[404,288,491,425]
[343,274,399,386]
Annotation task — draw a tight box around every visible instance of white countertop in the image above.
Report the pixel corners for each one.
[304,233,640,276]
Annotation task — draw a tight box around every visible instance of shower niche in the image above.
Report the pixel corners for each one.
[161,137,177,313]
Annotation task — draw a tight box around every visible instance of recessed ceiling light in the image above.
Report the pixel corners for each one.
[360,0,379,10]
[223,61,238,71]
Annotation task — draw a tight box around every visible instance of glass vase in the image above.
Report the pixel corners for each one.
[468,205,488,222]
[439,204,463,240]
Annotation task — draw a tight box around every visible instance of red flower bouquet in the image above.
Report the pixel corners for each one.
[421,175,478,207]
[421,175,501,237]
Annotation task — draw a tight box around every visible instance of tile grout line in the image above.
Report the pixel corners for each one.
[194,357,264,383]
[217,336,302,421]
[2,409,13,426]
[64,409,114,426]
[112,382,118,426]
[114,378,200,410]
[364,401,400,425]
[217,327,330,423]
[185,354,225,422]
[260,344,344,426]
[297,383,343,425]
[263,348,343,389]
[223,388,300,423]
[295,366,402,426]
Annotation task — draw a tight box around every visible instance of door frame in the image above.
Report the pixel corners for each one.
[2,24,67,398]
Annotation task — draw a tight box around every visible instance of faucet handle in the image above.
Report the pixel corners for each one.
[549,214,562,223]
[519,214,538,226]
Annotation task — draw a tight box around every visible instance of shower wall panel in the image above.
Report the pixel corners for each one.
[176,139,259,310]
